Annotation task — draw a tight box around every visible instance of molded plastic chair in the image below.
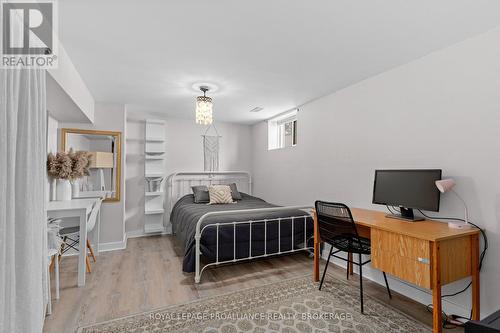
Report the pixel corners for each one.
[59,198,102,273]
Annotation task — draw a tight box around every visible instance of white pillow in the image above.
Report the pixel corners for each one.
[208,185,234,204]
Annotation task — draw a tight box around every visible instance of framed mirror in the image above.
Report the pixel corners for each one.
[61,128,122,202]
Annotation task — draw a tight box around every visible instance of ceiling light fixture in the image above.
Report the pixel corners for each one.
[195,86,213,125]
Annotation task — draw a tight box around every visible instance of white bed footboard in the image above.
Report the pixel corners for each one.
[194,206,314,283]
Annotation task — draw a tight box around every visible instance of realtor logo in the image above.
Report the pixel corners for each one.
[1,0,58,68]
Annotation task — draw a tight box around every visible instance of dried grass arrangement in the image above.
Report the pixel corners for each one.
[47,149,92,180]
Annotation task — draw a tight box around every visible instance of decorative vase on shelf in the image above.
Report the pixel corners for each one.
[56,179,72,201]
[71,180,80,198]
[51,178,57,201]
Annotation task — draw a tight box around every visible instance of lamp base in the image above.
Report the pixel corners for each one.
[448,221,472,229]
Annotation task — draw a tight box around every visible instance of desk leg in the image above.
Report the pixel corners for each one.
[432,241,442,333]
[313,212,320,282]
[471,234,480,320]
[348,252,354,276]
[78,211,87,287]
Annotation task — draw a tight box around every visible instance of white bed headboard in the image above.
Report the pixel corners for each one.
[166,171,252,216]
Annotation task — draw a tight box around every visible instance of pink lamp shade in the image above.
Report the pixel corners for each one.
[435,178,456,193]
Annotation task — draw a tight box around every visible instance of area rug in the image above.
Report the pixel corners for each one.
[77,275,431,333]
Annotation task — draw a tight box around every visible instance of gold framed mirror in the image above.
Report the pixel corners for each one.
[61,128,122,202]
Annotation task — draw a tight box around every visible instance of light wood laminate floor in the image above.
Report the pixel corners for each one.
[43,236,462,333]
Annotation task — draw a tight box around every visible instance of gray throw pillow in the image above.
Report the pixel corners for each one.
[192,185,209,203]
[228,183,242,200]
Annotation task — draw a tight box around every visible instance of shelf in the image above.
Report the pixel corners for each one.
[145,155,164,160]
[145,191,163,197]
[145,173,163,178]
[145,119,165,125]
[145,137,165,142]
[145,209,164,215]
[144,119,166,235]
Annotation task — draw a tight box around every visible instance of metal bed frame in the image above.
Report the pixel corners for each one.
[166,171,314,283]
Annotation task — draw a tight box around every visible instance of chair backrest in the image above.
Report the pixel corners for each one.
[87,198,103,232]
[315,201,359,243]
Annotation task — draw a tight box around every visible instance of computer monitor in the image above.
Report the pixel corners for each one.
[372,169,442,221]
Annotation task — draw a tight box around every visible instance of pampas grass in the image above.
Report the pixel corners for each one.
[47,149,91,180]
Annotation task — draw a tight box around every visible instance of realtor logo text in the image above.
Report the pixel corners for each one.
[1,0,58,68]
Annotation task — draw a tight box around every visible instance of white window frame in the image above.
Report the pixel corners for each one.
[267,109,298,150]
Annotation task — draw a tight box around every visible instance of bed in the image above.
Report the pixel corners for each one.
[167,171,314,283]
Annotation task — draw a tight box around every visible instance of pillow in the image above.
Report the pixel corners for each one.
[191,185,209,203]
[208,185,234,204]
[227,183,242,200]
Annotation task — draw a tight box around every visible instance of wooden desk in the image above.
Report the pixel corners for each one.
[313,208,480,333]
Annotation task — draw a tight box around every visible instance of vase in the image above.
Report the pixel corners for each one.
[50,178,57,201]
[71,180,80,198]
[56,179,72,201]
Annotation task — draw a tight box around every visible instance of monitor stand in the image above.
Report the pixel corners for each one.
[386,207,424,222]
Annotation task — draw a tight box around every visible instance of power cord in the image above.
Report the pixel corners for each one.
[384,206,488,328]
[415,209,488,328]
[386,205,398,215]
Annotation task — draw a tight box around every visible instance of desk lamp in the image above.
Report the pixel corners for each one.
[435,178,471,229]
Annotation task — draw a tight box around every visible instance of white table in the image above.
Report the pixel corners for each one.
[74,190,111,199]
[47,199,98,287]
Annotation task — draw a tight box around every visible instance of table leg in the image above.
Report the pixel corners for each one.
[78,211,87,287]
[471,234,480,320]
[313,212,320,282]
[432,241,442,333]
[94,210,101,256]
[348,252,354,276]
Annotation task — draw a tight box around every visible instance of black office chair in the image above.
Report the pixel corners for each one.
[315,201,392,314]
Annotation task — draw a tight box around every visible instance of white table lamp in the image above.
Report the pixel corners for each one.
[435,178,470,229]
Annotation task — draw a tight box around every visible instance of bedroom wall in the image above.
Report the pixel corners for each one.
[251,27,500,317]
[60,103,127,250]
[48,44,95,123]
[125,110,253,237]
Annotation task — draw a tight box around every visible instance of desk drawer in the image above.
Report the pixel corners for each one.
[371,229,431,289]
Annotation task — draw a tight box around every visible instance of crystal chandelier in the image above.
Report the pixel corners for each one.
[195,86,213,125]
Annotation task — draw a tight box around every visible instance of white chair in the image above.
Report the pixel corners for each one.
[59,198,103,273]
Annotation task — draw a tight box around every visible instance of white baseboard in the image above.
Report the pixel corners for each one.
[323,249,472,319]
[99,238,127,252]
[126,227,172,239]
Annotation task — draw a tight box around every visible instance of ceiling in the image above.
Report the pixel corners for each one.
[59,0,500,124]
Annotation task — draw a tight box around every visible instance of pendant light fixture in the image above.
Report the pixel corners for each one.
[195,86,213,125]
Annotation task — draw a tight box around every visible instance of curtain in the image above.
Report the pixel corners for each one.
[0,69,47,333]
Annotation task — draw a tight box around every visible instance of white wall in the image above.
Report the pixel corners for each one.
[125,111,253,236]
[60,103,127,249]
[252,27,500,317]
[48,44,95,123]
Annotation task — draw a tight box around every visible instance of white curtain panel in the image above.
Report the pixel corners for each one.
[0,69,47,333]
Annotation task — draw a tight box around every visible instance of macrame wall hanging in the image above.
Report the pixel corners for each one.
[202,124,221,172]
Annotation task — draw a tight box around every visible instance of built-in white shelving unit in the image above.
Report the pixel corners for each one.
[144,119,166,234]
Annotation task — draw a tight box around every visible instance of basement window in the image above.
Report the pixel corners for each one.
[268,109,298,150]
